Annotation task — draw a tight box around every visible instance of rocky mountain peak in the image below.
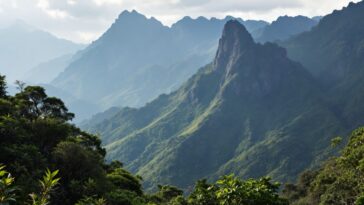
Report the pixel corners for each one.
[214,20,255,70]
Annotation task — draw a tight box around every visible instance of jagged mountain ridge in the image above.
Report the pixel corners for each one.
[257,15,318,43]
[52,11,268,120]
[83,20,345,190]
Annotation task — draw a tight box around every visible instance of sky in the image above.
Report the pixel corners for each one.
[0,0,360,43]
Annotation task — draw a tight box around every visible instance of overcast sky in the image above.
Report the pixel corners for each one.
[0,0,360,43]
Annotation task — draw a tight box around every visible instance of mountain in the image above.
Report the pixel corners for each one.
[82,20,345,190]
[312,16,323,22]
[256,15,318,43]
[51,11,268,120]
[0,20,84,82]
[282,1,364,129]
[40,84,102,123]
[22,54,74,84]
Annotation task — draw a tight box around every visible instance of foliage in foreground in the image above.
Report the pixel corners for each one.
[1,164,287,205]
[29,169,60,205]
[0,165,16,204]
[283,127,364,205]
[0,75,143,204]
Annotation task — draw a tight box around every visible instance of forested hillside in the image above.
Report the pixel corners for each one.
[83,1,364,191]
[0,73,289,205]
[82,20,346,190]
[2,1,364,205]
[2,72,364,204]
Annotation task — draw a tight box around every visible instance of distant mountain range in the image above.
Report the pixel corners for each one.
[23,54,74,84]
[0,20,84,83]
[82,1,364,190]
[50,11,268,120]
[282,0,364,132]
[257,15,318,42]
[47,11,318,121]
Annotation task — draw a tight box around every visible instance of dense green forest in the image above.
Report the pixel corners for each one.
[0,74,288,204]
[1,71,364,205]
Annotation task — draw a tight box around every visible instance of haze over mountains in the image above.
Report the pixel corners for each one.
[0,20,84,83]
[3,0,364,204]
[283,1,364,132]
[257,15,318,42]
[23,54,74,84]
[82,1,364,190]
[40,10,317,121]
[83,20,341,189]
[50,11,268,118]
[0,10,321,122]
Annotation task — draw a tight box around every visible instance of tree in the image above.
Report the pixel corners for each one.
[0,74,7,98]
[148,185,184,204]
[188,179,217,205]
[15,86,74,121]
[215,175,288,205]
[107,168,143,195]
[0,77,140,204]
[14,80,25,92]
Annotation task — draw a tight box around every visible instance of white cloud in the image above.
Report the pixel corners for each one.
[0,0,360,43]
[93,0,123,6]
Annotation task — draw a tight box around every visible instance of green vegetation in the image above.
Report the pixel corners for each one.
[0,73,288,204]
[82,19,346,190]
[282,1,364,130]
[29,169,60,205]
[2,102,364,205]
[2,2,364,204]
[80,1,364,192]
[0,165,16,204]
[0,75,143,204]
[283,127,364,204]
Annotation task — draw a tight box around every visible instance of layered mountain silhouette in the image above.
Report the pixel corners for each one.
[83,20,346,189]
[257,15,318,42]
[282,1,364,129]
[0,20,83,82]
[51,11,268,121]
[23,54,74,84]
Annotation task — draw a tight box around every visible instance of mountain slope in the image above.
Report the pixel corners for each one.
[0,20,84,82]
[83,20,345,189]
[51,11,267,120]
[282,1,364,129]
[257,15,318,43]
[23,54,74,84]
